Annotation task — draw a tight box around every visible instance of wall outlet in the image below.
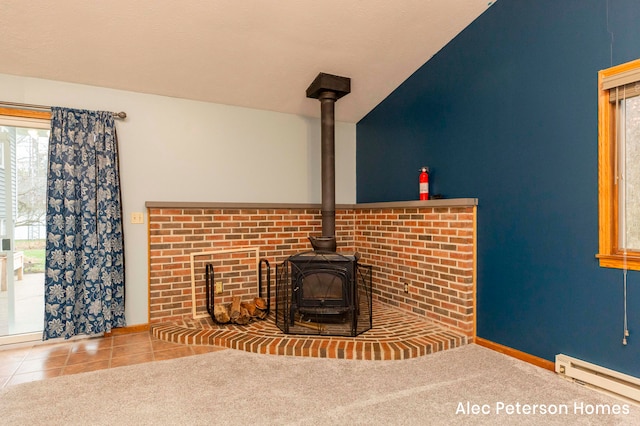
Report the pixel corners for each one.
[404,283,409,293]
[131,212,144,224]
[215,282,223,294]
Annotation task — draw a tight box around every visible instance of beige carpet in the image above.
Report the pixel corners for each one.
[0,344,637,425]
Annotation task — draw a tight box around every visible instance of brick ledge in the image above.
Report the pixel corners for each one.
[145,198,477,210]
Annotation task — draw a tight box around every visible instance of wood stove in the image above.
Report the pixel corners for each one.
[290,251,358,319]
[274,72,372,337]
[275,251,372,336]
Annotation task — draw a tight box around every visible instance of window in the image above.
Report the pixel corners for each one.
[597,59,640,270]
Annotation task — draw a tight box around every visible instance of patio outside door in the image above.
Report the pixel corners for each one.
[0,119,49,344]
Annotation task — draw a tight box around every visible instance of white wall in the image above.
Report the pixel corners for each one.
[0,73,357,326]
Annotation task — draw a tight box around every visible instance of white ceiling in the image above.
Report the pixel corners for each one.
[0,0,494,123]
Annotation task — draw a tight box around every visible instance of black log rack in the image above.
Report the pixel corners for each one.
[205,258,271,322]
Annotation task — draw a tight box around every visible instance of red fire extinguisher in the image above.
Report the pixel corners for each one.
[419,167,429,200]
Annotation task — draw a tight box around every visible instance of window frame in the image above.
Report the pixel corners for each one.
[597,59,640,271]
[0,107,51,170]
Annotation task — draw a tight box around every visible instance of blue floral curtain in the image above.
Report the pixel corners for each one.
[43,107,126,340]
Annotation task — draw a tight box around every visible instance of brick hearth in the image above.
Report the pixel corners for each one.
[151,301,468,360]
[146,199,476,360]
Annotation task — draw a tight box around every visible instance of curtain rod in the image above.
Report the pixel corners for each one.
[0,101,127,119]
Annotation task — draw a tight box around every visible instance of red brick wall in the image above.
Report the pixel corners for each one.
[147,204,475,336]
[354,207,475,336]
[148,207,354,323]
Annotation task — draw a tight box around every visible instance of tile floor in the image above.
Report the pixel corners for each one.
[0,332,226,389]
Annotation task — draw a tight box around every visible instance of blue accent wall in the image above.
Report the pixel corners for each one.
[357,0,640,376]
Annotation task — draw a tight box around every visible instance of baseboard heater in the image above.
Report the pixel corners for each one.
[555,354,640,403]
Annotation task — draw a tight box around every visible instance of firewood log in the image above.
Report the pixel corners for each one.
[242,301,257,317]
[235,305,251,325]
[230,296,242,323]
[213,304,230,324]
[253,297,267,310]
[294,320,325,332]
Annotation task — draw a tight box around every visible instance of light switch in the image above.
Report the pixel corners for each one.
[131,212,144,224]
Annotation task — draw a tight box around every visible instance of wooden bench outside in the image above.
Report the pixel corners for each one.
[0,251,24,292]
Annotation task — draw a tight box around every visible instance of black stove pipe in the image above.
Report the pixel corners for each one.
[306,73,351,251]
[319,91,337,238]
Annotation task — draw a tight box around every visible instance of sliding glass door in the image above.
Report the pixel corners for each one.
[0,117,49,344]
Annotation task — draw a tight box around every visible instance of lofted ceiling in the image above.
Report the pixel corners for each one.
[0,0,494,123]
